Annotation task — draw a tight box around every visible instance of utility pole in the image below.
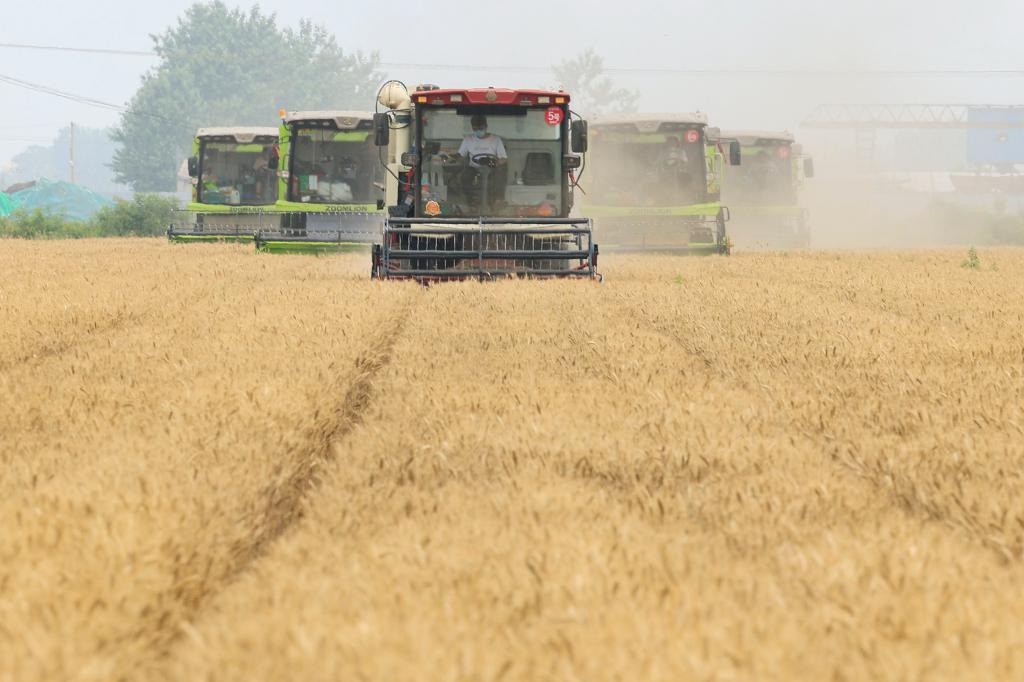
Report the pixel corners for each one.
[69,121,76,184]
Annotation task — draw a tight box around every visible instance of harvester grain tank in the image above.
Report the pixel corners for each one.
[171,127,281,243]
[719,130,814,248]
[369,81,598,281]
[257,110,384,254]
[586,114,741,254]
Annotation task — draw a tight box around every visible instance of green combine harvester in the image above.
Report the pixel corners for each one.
[170,127,282,243]
[256,110,384,254]
[718,130,815,248]
[586,114,740,254]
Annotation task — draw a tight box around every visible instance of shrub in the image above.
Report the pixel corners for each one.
[90,194,179,237]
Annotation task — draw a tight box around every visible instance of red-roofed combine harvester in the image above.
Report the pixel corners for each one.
[370,82,599,281]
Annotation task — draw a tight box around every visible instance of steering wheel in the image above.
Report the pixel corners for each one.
[471,153,499,169]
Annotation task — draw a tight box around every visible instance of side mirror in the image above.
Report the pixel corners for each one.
[187,156,198,177]
[803,157,815,178]
[563,155,582,170]
[571,120,588,154]
[729,141,741,166]
[373,113,390,147]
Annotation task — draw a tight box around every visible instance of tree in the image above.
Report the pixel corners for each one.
[6,127,128,195]
[112,2,381,191]
[552,49,639,118]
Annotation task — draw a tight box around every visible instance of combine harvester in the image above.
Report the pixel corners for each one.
[718,130,814,248]
[585,114,741,254]
[170,127,281,243]
[369,82,599,281]
[256,110,384,254]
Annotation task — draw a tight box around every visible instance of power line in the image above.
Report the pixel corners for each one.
[0,73,168,121]
[0,73,128,112]
[0,42,1021,77]
[385,63,1024,77]
[0,42,154,57]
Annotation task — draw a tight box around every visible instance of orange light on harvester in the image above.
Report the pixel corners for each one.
[278,108,286,118]
[417,96,427,103]
[425,200,441,216]
[554,97,566,104]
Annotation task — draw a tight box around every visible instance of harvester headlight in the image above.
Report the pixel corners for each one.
[449,94,463,103]
[538,96,551,104]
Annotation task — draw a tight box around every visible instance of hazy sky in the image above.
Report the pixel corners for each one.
[1,0,1021,176]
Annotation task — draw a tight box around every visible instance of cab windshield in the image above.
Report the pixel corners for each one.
[589,125,707,207]
[198,140,277,206]
[418,107,564,218]
[728,142,795,204]
[289,126,378,204]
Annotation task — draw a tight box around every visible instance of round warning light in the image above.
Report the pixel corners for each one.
[777,146,791,158]
[425,200,441,216]
[685,129,700,143]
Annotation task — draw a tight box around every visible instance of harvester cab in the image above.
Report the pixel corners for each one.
[369,81,599,281]
[586,114,734,255]
[257,111,384,254]
[719,130,814,248]
[170,127,281,243]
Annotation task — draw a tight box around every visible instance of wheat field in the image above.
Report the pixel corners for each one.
[1,239,1023,681]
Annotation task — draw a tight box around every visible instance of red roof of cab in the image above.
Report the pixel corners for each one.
[413,88,571,104]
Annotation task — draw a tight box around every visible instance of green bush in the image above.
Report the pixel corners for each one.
[0,194,179,240]
[90,194,179,237]
[928,200,1024,246]
[0,210,101,239]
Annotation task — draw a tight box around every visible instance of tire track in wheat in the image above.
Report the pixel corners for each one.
[127,295,414,678]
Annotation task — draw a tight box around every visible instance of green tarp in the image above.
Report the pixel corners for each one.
[0,192,15,218]
[10,178,113,221]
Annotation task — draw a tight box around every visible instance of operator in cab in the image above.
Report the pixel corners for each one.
[458,115,507,168]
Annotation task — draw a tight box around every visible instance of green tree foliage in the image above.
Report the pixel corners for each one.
[112,2,381,191]
[552,49,638,117]
[90,194,179,236]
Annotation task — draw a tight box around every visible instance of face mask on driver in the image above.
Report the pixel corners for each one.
[473,129,487,139]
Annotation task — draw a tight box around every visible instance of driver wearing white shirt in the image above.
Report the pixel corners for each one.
[458,114,507,168]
